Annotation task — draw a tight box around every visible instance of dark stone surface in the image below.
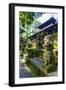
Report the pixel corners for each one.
[19,63,32,78]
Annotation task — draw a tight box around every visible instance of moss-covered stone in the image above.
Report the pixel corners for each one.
[44,64,57,73]
[26,48,44,59]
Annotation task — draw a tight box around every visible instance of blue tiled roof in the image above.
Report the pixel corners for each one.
[37,17,57,29]
[29,23,57,40]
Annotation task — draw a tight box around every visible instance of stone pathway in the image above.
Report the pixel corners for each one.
[19,57,57,78]
[19,63,32,78]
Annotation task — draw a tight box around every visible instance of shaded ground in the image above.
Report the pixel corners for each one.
[19,58,58,78]
[19,63,32,78]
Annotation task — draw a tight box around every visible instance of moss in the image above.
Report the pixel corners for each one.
[44,64,57,73]
[26,58,48,77]
[26,48,44,59]
[26,58,40,77]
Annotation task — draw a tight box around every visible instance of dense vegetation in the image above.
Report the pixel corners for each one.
[19,12,58,77]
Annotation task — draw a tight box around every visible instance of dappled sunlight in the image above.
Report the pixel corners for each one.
[19,12,58,78]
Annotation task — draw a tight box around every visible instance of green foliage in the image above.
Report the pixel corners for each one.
[19,12,34,28]
[26,48,44,59]
[19,12,42,39]
[20,52,23,58]
[19,12,34,39]
[45,64,57,73]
